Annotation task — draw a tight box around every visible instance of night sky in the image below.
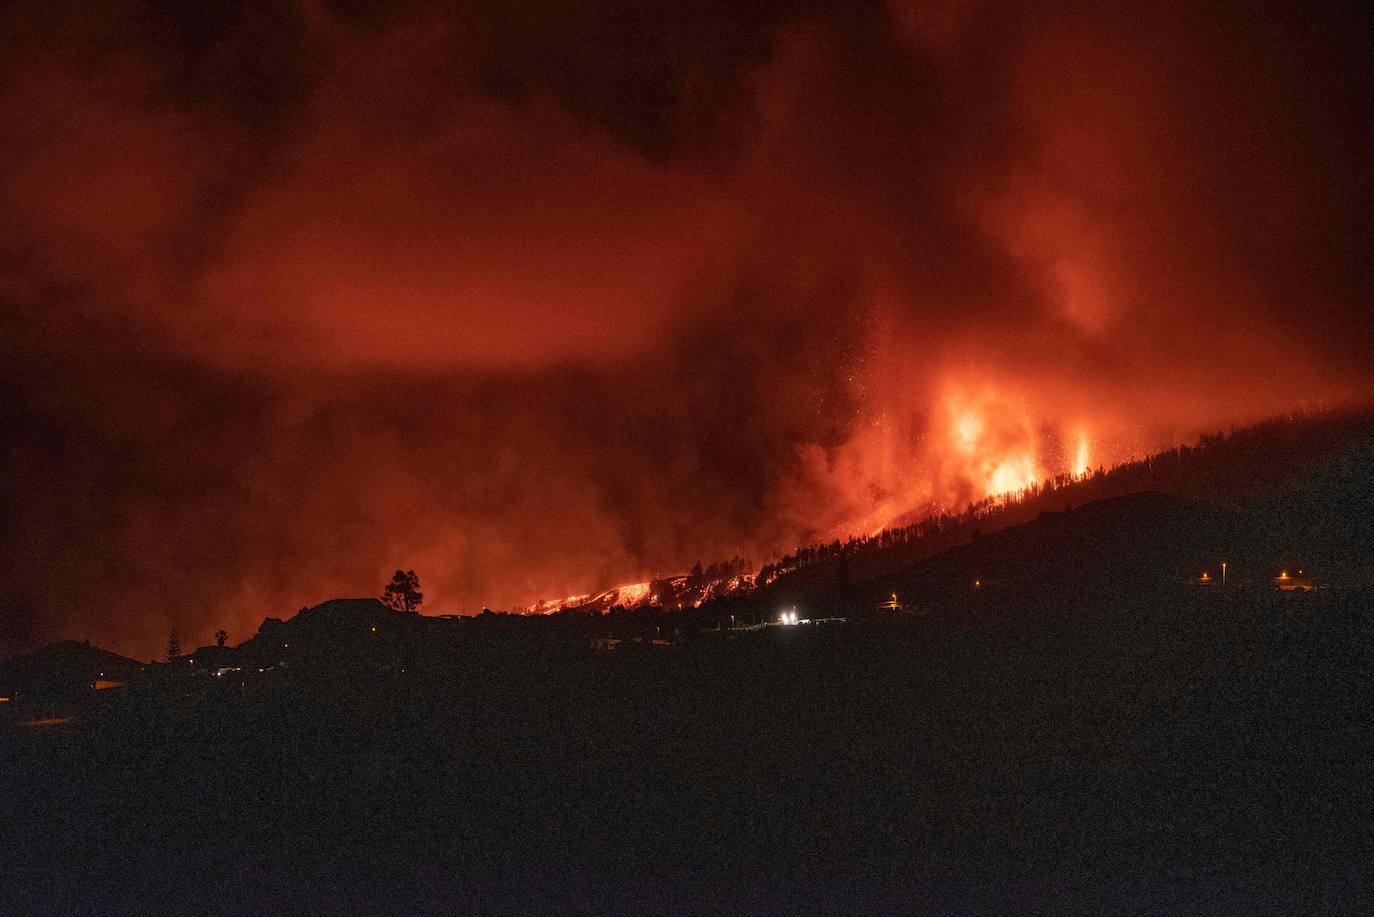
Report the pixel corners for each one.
[2,0,1371,659]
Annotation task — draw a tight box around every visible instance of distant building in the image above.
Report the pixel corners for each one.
[1273,569,1316,592]
[590,633,622,652]
[0,640,143,705]
[188,644,239,668]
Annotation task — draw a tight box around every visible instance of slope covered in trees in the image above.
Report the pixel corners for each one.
[751,406,1374,600]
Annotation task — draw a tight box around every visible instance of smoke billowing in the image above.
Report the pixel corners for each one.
[2,0,1371,658]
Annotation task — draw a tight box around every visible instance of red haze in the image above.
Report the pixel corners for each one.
[1,0,1371,658]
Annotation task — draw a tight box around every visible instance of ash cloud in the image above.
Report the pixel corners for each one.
[1,0,1371,658]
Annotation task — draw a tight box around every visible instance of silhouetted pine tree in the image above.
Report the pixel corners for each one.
[383,570,424,613]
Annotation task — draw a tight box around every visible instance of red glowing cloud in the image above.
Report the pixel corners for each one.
[0,0,1370,658]
[199,22,749,369]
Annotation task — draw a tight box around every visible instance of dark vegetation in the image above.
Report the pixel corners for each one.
[762,407,1374,588]
[383,569,425,614]
[2,410,1373,914]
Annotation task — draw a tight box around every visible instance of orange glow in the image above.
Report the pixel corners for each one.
[955,413,984,450]
[93,679,123,690]
[616,582,651,606]
[21,717,72,727]
[1072,431,1092,477]
[3,2,1371,663]
[530,579,658,614]
[988,453,1040,495]
[942,385,1043,498]
[525,571,769,615]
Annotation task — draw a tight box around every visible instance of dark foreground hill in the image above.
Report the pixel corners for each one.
[3,445,1373,914]
[0,640,143,701]
[3,591,1370,915]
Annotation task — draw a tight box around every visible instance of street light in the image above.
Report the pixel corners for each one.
[1221,562,1227,587]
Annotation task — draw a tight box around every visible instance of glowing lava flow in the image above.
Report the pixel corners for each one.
[525,572,760,615]
[527,580,651,615]
[616,581,651,607]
